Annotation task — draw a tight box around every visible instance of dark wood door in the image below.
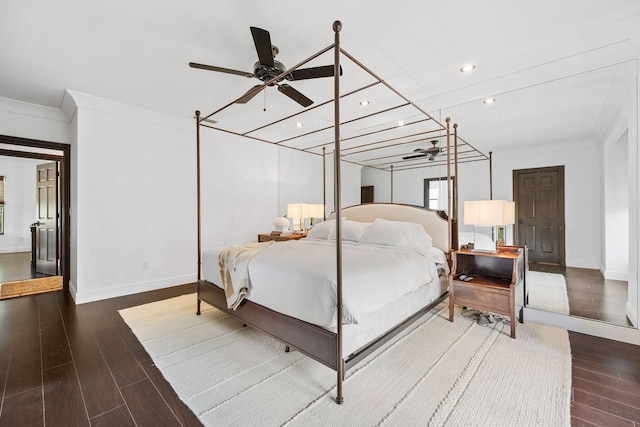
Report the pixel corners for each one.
[513,166,565,265]
[361,186,374,204]
[35,162,58,275]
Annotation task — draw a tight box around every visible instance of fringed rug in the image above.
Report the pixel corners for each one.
[0,276,62,299]
[119,294,571,427]
[527,271,570,315]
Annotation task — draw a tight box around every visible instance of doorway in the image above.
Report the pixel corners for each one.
[513,165,565,265]
[0,134,70,293]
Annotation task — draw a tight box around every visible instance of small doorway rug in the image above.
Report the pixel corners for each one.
[120,294,571,426]
[0,276,62,299]
[527,271,570,315]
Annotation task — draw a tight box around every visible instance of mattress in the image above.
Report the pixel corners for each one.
[202,238,446,329]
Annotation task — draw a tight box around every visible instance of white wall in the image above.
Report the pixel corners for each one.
[67,91,198,303]
[603,130,629,280]
[0,156,41,253]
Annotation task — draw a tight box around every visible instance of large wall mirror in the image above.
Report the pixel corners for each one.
[441,59,638,331]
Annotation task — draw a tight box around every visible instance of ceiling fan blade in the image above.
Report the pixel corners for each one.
[277,84,313,107]
[250,27,275,67]
[402,154,428,160]
[290,65,343,80]
[236,85,264,104]
[189,62,254,78]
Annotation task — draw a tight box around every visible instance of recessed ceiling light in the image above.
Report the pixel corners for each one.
[460,64,476,73]
[359,100,370,106]
[295,122,304,128]
[483,98,496,105]
[397,120,405,126]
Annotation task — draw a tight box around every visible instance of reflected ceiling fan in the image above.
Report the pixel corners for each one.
[189,26,341,108]
[402,140,442,161]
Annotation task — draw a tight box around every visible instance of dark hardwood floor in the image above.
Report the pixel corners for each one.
[0,284,638,426]
[0,252,45,283]
[570,332,640,426]
[529,262,632,327]
[0,284,202,426]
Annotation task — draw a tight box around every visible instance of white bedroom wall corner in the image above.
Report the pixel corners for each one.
[67,91,197,302]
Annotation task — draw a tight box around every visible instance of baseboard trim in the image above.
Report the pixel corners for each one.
[626,301,638,328]
[524,308,640,345]
[0,247,30,254]
[72,274,197,304]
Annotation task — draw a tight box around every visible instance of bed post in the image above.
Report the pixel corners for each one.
[390,164,394,203]
[446,117,452,255]
[196,110,202,316]
[489,151,493,200]
[453,123,459,250]
[332,19,344,405]
[323,146,327,220]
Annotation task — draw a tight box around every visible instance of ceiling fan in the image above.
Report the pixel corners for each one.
[402,140,442,161]
[189,26,341,108]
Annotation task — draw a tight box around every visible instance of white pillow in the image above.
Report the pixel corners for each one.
[360,218,432,251]
[328,220,371,242]
[306,219,334,239]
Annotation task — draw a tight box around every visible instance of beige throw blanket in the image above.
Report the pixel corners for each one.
[218,241,275,310]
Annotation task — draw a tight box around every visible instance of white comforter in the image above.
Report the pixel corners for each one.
[203,238,440,328]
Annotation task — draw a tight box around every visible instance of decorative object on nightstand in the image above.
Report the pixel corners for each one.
[448,245,526,338]
[272,216,290,233]
[463,200,515,251]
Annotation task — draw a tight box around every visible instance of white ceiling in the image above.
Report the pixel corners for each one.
[1,0,640,158]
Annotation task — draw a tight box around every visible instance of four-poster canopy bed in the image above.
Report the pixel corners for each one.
[194,21,491,404]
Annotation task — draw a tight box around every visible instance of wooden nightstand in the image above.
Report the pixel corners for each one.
[257,233,306,242]
[448,246,526,338]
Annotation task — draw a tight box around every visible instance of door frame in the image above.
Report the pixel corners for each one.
[0,134,70,291]
[513,165,566,266]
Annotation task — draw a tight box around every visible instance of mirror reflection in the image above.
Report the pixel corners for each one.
[445,61,635,327]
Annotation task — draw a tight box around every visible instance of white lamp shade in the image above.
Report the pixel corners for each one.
[309,203,325,219]
[505,201,515,225]
[464,200,514,226]
[287,203,302,219]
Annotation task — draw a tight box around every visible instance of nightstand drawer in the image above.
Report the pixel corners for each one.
[452,281,510,316]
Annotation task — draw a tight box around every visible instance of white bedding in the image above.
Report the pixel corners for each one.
[202,238,444,329]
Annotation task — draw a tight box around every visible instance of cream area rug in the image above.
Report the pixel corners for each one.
[119,294,571,427]
[527,271,570,315]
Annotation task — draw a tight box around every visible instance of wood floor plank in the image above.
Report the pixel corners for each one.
[89,405,136,427]
[573,389,640,423]
[572,357,621,379]
[4,322,41,398]
[43,362,90,427]
[571,401,634,427]
[573,377,640,410]
[0,387,44,426]
[39,292,73,371]
[70,336,124,418]
[571,349,640,378]
[93,326,147,388]
[573,367,640,398]
[120,379,183,427]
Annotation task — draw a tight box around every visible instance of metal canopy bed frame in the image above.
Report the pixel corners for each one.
[194,21,490,404]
